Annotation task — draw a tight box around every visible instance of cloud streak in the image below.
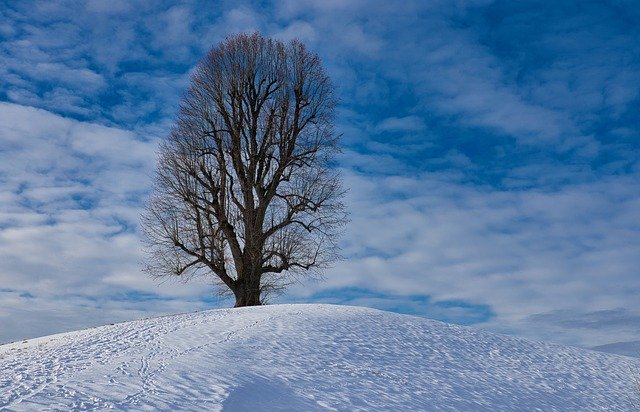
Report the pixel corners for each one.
[0,102,222,342]
[302,170,640,346]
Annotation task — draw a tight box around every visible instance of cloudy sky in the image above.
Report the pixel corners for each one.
[1,0,639,349]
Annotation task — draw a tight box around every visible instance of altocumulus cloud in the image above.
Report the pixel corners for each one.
[0,103,218,342]
[0,0,639,348]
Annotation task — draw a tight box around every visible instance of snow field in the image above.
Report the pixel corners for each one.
[0,304,638,411]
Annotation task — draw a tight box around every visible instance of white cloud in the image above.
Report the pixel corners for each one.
[219,7,261,35]
[288,170,640,347]
[0,102,224,343]
[29,63,105,91]
[147,5,196,60]
[273,21,317,44]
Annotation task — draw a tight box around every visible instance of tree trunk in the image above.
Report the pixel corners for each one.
[233,275,262,307]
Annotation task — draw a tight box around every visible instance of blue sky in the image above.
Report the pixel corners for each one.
[0,0,639,348]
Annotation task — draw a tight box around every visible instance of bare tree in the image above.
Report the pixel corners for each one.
[142,33,346,307]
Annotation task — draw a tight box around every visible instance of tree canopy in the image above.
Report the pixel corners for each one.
[142,33,347,306]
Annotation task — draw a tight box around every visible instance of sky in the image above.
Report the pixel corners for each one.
[0,0,639,349]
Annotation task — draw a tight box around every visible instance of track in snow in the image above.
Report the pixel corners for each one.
[0,304,639,411]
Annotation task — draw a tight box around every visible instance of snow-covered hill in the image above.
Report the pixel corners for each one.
[0,304,638,411]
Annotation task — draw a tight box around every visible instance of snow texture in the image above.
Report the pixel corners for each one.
[0,304,638,411]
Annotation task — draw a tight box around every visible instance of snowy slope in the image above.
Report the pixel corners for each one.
[0,304,638,411]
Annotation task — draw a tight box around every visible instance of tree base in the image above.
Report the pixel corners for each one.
[233,294,262,307]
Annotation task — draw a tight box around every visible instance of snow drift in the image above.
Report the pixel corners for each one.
[0,304,637,411]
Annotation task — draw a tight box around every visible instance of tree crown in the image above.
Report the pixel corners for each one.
[142,33,346,305]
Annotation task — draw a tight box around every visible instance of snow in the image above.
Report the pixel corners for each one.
[0,304,638,411]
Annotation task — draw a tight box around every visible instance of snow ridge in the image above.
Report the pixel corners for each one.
[0,304,637,411]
